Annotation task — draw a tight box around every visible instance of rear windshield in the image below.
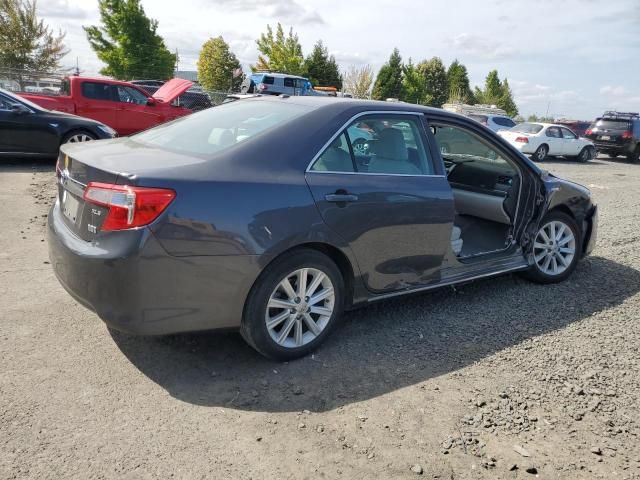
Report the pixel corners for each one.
[493,116,516,127]
[133,99,311,156]
[593,119,631,130]
[510,123,543,134]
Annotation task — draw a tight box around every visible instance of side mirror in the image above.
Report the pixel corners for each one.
[10,103,30,115]
[146,98,156,106]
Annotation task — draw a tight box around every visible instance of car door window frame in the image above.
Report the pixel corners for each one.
[306,110,443,177]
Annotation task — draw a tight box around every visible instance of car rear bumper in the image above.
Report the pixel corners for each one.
[48,201,261,335]
[591,141,631,153]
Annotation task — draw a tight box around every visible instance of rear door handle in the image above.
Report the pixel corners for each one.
[325,193,358,203]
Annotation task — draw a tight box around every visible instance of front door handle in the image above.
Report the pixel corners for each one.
[325,193,358,203]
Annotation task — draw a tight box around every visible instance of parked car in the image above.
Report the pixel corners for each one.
[468,113,516,133]
[48,97,597,360]
[240,72,327,96]
[0,87,116,158]
[585,111,640,163]
[499,122,596,162]
[131,80,213,111]
[19,76,193,136]
[554,119,592,138]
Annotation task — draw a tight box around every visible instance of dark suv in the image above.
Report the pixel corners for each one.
[585,111,640,162]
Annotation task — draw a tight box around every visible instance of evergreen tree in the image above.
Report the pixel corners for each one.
[474,70,519,116]
[0,0,68,89]
[446,59,474,103]
[197,36,242,91]
[254,23,304,75]
[402,59,427,104]
[416,56,448,107]
[303,40,342,88]
[497,78,518,117]
[372,48,404,100]
[84,0,176,80]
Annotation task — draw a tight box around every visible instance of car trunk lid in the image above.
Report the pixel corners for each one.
[151,78,193,104]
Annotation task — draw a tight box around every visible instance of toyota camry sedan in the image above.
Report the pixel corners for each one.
[48,97,598,360]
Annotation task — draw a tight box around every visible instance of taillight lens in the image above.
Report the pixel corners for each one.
[83,182,175,231]
[515,136,529,143]
[257,83,267,91]
[585,128,593,136]
[622,130,633,139]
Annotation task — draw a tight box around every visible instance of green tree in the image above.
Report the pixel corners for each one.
[527,114,539,122]
[474,70,519,116]
[0,0,68,89]
[84,0,176,80]
[372,48,404,100]
[303,40,341,88]
[446,59,474,103]
[402,59,427,104]
[416,56,448,107]
[197,36,242,92]
[343,64,373,99]
[254,23,304,75]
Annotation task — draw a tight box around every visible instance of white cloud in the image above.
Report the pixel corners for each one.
[39,0,88,19]
[600,85,627,96]
[447,33,517,61]
[202,0,324,24]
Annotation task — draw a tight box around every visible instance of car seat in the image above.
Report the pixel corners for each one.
[369,128,421,175]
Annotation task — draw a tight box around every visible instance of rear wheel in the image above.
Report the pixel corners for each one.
[532,144,548,162]
[521,211,581,284]
[62,131,96,145]
[241,249,344,360]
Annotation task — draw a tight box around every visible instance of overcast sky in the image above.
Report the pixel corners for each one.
[40,0,639,119]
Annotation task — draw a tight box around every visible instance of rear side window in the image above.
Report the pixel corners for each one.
[469,114,488,124]
[310,115,434,175]
[511,123,543,134]
[263,76,275,85]
[493,117,516,127]
[81,82,113,101]
[284,78,294,87]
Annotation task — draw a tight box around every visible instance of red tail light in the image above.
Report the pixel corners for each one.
[83,182,175,231]
[257,83,268,92]
[585,128,593,136]
[622,130,633,139]
[515,136,529,143]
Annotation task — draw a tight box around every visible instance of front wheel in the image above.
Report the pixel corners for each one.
[62,131,96,145]
[521,211,581,284]
[241,249,344,360]
[532,144,548,162]
[577,146,594,163]
[627,145,640,164]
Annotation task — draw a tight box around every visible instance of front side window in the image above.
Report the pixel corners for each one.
[432,123,516,173]
[116,86,149,105]
[310,115,433,175]
[561,128,577,139]
[0,94,13,110]
[81,82,114,101]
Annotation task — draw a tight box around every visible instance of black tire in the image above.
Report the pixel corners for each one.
[240,249,345,360]
[627,145,640,164]
[576,146,592,163]
[520,210,581,284]
[532,144,548,162]
[61,130,97,145]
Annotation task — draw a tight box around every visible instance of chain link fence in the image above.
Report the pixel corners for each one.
[0,67,230,110]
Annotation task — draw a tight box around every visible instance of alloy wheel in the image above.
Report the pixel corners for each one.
[265,268,335,349]
[66,133,93,143]
[533,220,576,276]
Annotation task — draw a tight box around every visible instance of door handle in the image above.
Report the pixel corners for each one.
[325,193,358,203]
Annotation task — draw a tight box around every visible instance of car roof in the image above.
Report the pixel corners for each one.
[250,72,309,80]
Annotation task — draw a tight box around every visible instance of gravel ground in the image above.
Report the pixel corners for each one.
[1,155,639,479]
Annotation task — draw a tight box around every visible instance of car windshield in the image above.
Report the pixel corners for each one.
[593,119,631,130]
[133,99,312,156]
[0,88,45,111]
[510,123,543,134]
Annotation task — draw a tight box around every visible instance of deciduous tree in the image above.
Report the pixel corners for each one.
[84,0,176,80]
[343,64,373,99]
[0,0,68,89]
[254,23,304,75]
[197,36,242,91]
[416,56,448,107]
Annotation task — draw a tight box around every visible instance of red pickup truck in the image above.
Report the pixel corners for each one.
[19,76,193,136]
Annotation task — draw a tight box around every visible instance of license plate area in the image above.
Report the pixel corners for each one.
[599,135,611,141]
[62,191,81,224]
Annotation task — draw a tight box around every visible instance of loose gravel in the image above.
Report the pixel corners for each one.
[1,156,639,479]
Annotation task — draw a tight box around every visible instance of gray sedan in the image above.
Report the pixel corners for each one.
[48,97,597,360]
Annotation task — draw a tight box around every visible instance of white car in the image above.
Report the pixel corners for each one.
[468,113,516,133]
[499,122,596,162]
